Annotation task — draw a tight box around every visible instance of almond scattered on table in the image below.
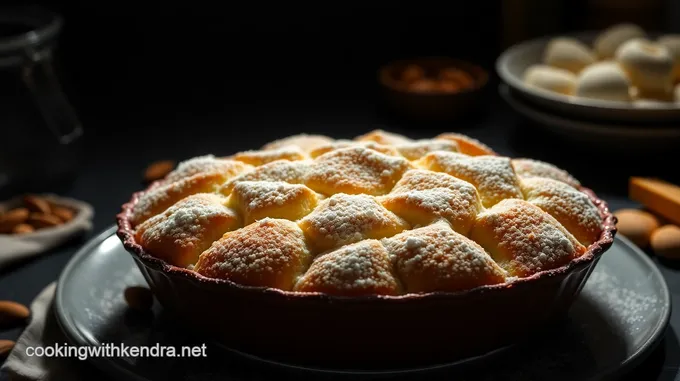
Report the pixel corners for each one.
[613,208,660,248]
[0,300,30,329]
[0,340,16,360]
[124,286,154,311]
[0,195,78,235]
[144,160,175,183]
[615,177,680,261]
[651,225,680,260]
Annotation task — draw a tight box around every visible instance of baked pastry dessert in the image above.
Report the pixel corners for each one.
[117,130,615,367]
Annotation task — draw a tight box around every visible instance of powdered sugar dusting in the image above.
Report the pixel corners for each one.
[383,222,506,293]
[385,170,483,232]
[220,160,312,195]
[131,172,228,225]
[231,181,318,224]
[395,139,459,160]
[309,140,400,158]
[135,193,240,267]
[306,146,412,196]
[194,218,311,290]
[512,158,581,188]
[166,155,252,183]
[467,260,665,380]
[294,240,400,295]
[381,188,480,235]
[584,271,660,328]
[231,145,307,166]
[421,152,523,208]
[299,193,409,252]
[472,199,586,277]
[139,194,233,241]
[521,177,602,245]
[391,169,477,195]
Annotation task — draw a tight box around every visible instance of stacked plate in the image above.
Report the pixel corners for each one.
[496,32,680,151]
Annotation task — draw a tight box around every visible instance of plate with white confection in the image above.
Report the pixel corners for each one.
[496,24,680,123]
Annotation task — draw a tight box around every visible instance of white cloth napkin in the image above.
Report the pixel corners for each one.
[0,195,94,271]
[0,282,99,381]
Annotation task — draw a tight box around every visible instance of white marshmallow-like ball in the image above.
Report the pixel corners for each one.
[543,37,596,73]
[575,62,632,102]
[523,65,577,95]
[616,38,674,94]
[594,23,645,59]
[657,34,680,81]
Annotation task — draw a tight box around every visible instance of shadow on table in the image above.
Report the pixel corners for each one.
[657,257,680,271]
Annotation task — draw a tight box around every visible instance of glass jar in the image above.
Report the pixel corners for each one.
[0,6,83,199]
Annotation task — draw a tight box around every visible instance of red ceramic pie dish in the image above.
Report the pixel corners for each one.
[116,182,616,368]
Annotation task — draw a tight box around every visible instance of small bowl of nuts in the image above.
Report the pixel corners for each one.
[0,193,93,243]
[0,193,93,262]
[378,57,490,121]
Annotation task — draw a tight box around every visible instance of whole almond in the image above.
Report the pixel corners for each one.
[0,300,30,328]
[28,213,62,229]
[12,223,34,234]
[0,340,15,359]
[651,225,680,260]
[124,286,154,311]
[0,208,30,233]
[614,209,660,248]
[51,206,75,222]
[144,160,175,183]
[23,195,51,214]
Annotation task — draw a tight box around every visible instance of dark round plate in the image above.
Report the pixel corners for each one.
[54,226,671,381]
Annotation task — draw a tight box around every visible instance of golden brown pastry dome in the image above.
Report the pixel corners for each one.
[127,130,605,297]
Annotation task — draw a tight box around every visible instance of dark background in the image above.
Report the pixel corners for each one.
[52,2,507,120]
[0,0,676,126]
[9,0,675,127]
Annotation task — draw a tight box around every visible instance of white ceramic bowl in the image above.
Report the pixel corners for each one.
[496,32,680,123]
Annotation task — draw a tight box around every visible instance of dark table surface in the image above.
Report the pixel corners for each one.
[0,85,679,380]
